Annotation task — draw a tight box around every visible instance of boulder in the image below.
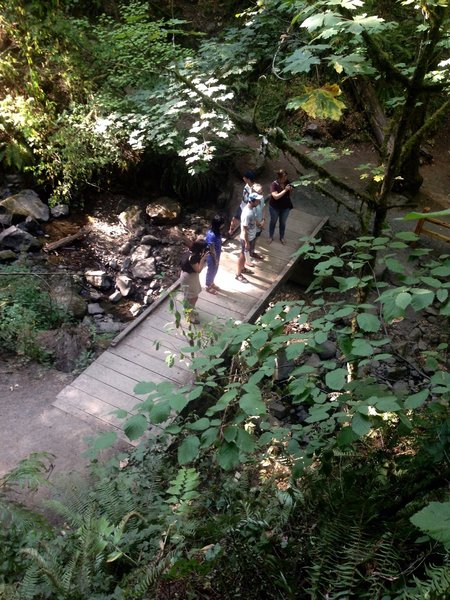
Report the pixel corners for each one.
[88,303,104,315]
[118,205,145,232]
[50,204,70,218]
[36,324,92,372]
[0,225,41,252]
[131,257,156,280]
[131,244,151,261]
[85,269,112,290]
[146,197,182,224]
[116,274,133,296]
[0,189,50,222]
[51,280,87,319]
[0,249,17,262]
[141,234,161,246]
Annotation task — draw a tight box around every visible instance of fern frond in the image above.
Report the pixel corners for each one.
[398,561,450,600]
[120,552,174,600]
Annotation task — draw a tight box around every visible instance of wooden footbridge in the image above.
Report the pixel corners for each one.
[53,203,327,442]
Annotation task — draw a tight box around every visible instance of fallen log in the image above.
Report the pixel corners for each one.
[43,227,90,253]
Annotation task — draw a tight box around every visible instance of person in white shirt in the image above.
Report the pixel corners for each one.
[248,186,266,260]
[236,195,258,282]
[228,170,255,236]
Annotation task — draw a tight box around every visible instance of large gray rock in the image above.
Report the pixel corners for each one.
[118,205,145,232]
[0,189,50,222]
[131,257,156,279]
[146,197,182,224]
[0,225,41,252]
[51,280,87,319]
[50,204,70,218]
[0,249,17,262]
[131,244,151,261]
[116,274,132,296]
[84,269,111,290]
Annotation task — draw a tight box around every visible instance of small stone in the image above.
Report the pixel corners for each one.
[116,274,133,296]
[85,270,109,290]
[141,234,160,246]
[119,241,132,255]
[315,341,337,360]
[130,303,142,317]
[268,400,290,420]
[109,290,123,303]
[51,204,70,218]
[88,303,104,315]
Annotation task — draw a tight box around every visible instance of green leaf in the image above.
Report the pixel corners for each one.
[200,427,219,449]
[401,209,450,220]
[206,388,238,416]
[165,424,182,434]
[235,428,256,453]
[124,414,148,441]
[217,441,240,470]
[385,258,405,274]
[375,397,401,412]
[90,431,117,451]
[395,292,412,309]
[283,48,321,74]
[337,426,358,447]
[356,313,381,332]
[351,339,374,356]
[410,502,450,546]
[410,289,434,311]
[437,289,448,303]
[405,389,428,409]
[169,393,189,412]
[186,417,211,431]
[314,331,328,344]
[239,392,266,416]
[134,381,156,395]
[325,368,347,390]
[223,426,237,442]
[178,436,200,465]
[149,401,171,424]
[431,265,450,277]
[334,276,361,291]
[351,412,371,437]
[287,85,346,121]
[306,406,331,423]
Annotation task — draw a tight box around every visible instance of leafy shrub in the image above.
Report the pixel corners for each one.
[0,266,69,359]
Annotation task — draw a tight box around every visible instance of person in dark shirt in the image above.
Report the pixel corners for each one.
[268,169,294,245]
[180,237,209,324]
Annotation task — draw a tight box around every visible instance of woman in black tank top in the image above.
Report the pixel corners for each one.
[180,238,209,324]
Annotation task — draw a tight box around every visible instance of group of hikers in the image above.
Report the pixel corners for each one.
[179,168,294,324]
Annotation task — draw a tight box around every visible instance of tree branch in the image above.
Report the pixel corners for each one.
[171,68,377,211]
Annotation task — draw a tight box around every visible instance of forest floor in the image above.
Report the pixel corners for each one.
[1,136,449,485]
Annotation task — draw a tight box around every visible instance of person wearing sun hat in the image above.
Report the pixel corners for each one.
[228,170,256,236]
[249,184,265,260]
[235,193,258,282]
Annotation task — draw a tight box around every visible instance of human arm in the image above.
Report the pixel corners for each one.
[270,181,293,201]
[190,251,209,273]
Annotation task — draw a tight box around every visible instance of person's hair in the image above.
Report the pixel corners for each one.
[243,170,256,181]
[210,214,225,235]
[276,169,288,179]
[190,237,208,255]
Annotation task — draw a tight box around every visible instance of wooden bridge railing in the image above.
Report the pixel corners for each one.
[414,207,450,244]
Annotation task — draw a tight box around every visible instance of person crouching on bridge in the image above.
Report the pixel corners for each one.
[180,237,209,324]
[205,214,225,294]
[236,194,258,283]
